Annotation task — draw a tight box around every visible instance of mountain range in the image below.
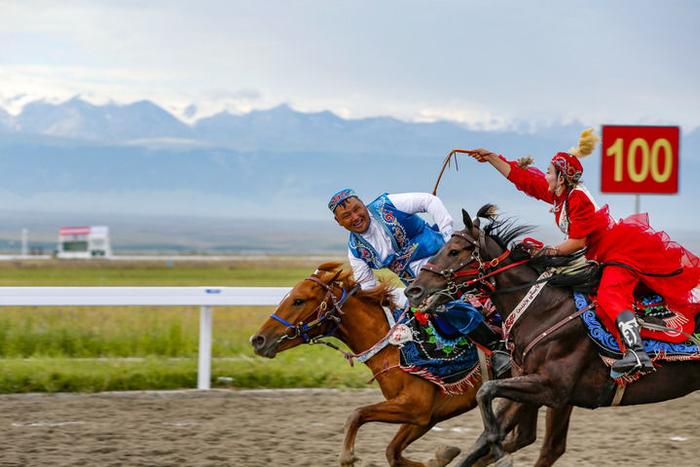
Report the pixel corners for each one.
[1,97,592,152]
[0,97,698,253]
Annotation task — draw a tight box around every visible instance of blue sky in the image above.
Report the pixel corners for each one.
[1,0,699,129]
[0,0,698,240]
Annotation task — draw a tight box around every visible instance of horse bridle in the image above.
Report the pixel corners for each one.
[420,228,525,297]
[270,275,360,345]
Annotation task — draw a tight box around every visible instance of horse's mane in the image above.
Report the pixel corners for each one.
[315,261,397,308]
[529,254,602,293]
[477,204,536,251]
[476,204,601,293]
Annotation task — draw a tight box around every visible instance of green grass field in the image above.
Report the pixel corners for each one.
[0,258,382,392]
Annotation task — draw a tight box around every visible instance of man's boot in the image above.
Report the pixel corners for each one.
[468,321,511,378]
[611,310,654,375]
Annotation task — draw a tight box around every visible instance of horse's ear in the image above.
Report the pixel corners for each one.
[462,209,473,230]
[327,268,343,284]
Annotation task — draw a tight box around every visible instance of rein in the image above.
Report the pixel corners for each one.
[270,276,359,348]
[489,273,556,295]
[269,276,406,370]
[420,229,529,298]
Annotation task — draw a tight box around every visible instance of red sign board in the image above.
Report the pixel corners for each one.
[601,125,679,194]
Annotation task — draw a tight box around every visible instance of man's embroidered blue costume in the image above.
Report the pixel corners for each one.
[329,189,510,376]
[348,193,446,285]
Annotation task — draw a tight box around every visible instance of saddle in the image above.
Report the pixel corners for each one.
[577,291,700,366]
[391,308,482,395]
[532,254,699,345]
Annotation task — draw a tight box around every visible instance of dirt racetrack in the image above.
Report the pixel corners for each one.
[0,388,697,467]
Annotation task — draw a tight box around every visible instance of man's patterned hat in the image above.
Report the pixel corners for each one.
[328,188,358,212]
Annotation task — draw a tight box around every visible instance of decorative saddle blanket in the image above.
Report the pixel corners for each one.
[391,308,481,395]
[576,292,700,362]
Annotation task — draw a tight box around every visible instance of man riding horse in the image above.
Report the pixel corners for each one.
[328,189,511,377]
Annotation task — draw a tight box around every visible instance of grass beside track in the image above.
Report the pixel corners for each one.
[0,354,369,393]
[0,258,389,392]
[0,258,317,286]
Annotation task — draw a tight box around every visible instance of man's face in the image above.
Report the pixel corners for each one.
[334,197,370,233]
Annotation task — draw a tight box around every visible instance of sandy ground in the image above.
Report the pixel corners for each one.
[0,388,697,467]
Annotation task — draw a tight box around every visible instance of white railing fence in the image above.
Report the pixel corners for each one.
[0,287,293,390]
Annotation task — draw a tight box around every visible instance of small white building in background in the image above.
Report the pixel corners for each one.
[57,226,112,259]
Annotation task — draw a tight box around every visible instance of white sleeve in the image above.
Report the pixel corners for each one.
[390,288,408,309]
[349,251,407,308]
[348,250,378,290]
[388,192,454,241]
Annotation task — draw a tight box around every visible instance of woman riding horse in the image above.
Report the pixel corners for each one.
[468,129,700,376]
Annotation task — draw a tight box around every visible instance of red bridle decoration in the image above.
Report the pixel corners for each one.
[420,227,530,297]
[422,250,528,296]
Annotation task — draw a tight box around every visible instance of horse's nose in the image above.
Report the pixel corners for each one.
[250,334,266,351]
[404,285,425,303]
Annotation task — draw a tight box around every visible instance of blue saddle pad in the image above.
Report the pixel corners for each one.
[392,308,481,394]
[575,292,700,359]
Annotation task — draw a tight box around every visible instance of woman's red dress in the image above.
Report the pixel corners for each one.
[504,158,700,343]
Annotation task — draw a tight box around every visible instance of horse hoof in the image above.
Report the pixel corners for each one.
[339,453,360,467]
[494,453,513,467]
[427,445,461,466]
[471,455,495,467]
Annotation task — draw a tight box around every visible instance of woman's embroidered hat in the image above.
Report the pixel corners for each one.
[328,188,358,212]
[550,128,598,185]
[551,152,584,184]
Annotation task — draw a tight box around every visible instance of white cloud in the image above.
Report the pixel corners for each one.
[0,1,698,128]
[414,105,511,131]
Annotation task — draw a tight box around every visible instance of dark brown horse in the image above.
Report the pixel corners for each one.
[250,262,567,467]
[406,207,700,467]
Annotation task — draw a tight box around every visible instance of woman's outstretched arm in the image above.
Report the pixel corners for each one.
[469,148,554,204]
[470,148,512,178]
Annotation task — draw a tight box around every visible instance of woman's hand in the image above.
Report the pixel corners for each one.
[469,148,512,178]
[534,246,560,257]
[470,148,500,163]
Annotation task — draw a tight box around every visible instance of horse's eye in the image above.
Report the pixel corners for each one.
[293,298,304,306]
[448,249,460,257]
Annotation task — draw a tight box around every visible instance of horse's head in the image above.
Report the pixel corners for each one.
[251,262,351,358]
[406,205,512,311]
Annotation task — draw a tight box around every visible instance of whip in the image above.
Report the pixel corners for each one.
[432,149,479,195]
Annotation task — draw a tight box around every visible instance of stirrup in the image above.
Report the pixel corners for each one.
[491,350,511,378]
[610,350,654,379]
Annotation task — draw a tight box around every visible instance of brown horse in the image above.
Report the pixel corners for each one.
[251,262,569,467]
[406,207,700,467]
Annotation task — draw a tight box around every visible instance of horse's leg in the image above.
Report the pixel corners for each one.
[501,402,540,453]
[340,398,432,467]
[472,375,563,467]
[533,405,574,467]
[385,423,432,467]
[385,422,462,467]
[459,400,538,467]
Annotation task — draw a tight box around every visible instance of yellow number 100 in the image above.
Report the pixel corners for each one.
[606,137,673,183]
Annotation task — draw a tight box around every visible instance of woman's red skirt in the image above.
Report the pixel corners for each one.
[586,207,700,342]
